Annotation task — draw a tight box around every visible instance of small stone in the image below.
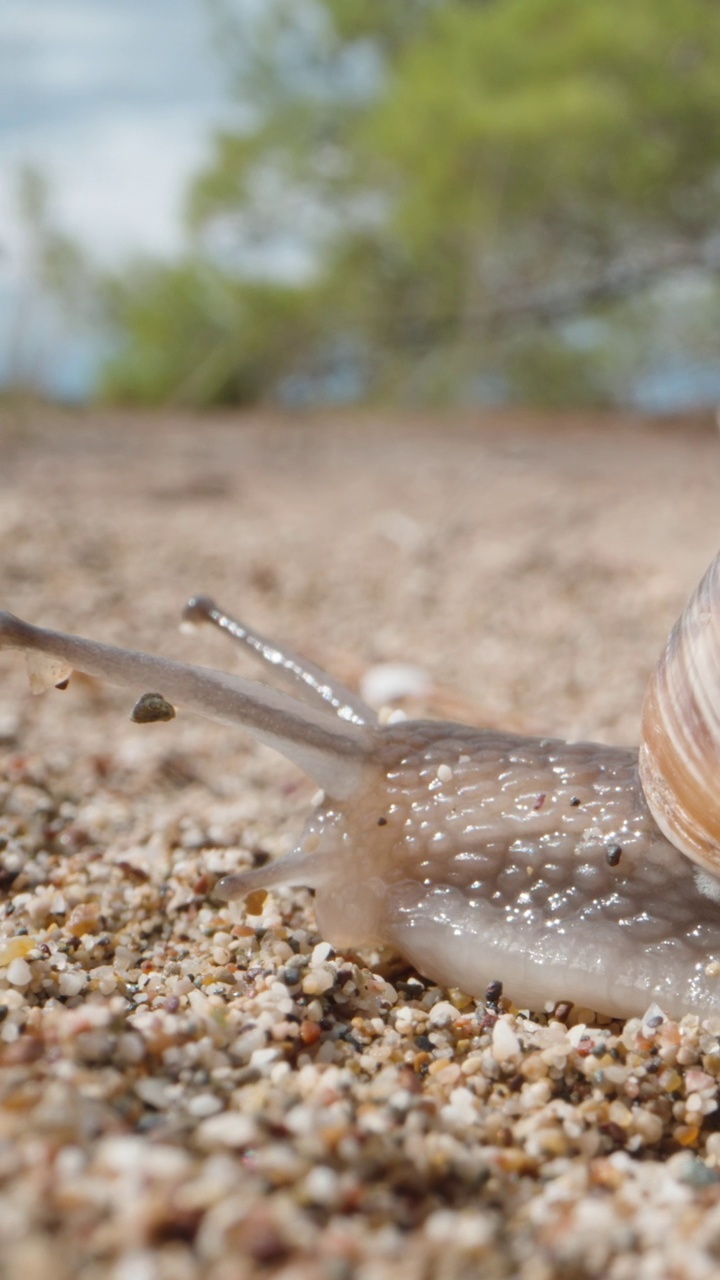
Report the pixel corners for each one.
[95,968,117,996]
[302,966,334,995]
[7,957,31,987]
[245,889,267,916]
[58,970,87,997]
[66,901,101,937]
[116,1032,146,1065]
[187,1093,223,1118]
[632,1108,664,1145]
[230,1026,266,1062]
[303,1165,340,1206]
[608,1100,632,1128]
[250,1047,281,1070]
[196,1112,257,1149]
[641,1001,666,1029]
[0,937,34,967]
[130,692,176,723]
[428,1000,457,1029]
[492,1016,521,1062]
[135,1077,173,1109]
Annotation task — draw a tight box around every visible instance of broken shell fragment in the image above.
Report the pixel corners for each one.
[25,652,73,695]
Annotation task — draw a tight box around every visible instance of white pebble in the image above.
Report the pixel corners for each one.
[58,970,87,997]
[250,1046,281,1070]
[284,1105,316,1136]
[425,1210,494,1250]
[116,1032,146,1065]
[7,958,31,987]
[360,662,430,708]
[187,1093,223,1119]
[436,763,453,783]
[428,1000,457,1029]
[134,1077,174,1109]
[230,1026,266,1062]
[492,1016,521,1062]
[394,1006,418,1030]
[706,1132,720,1163]
[302,966,334,995]
[311,941,334,965]
[641,1001,667,1027]
[99,1137,188,1178]
[196,1112,257,1149]
[114,1251,158,1280]
[303,1165,340,1206]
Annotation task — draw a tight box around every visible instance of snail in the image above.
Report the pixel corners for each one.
[1,548,720,1022]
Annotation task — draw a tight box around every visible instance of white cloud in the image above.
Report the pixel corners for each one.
[0,0,251,393]
[0,0,238,262]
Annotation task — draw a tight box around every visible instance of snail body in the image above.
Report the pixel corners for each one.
[285,728,720,1021]
[2,553,720,1020]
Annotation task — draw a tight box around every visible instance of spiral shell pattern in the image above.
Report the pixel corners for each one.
[639,550,720,873]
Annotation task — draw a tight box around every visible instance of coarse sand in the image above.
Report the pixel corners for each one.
[0,404,720,1279]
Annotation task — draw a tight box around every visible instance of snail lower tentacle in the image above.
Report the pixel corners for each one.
[2,548,720,1021]
[0,611,374,799]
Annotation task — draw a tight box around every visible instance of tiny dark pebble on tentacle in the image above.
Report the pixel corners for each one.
[130,692,176,723]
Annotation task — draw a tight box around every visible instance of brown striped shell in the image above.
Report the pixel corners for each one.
[639,551,720,873]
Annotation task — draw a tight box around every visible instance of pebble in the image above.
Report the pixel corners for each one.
[302,1165,340,1207]
[134,1078,174,1110]
[0,936,34,967]
[492,1016,522,1062]
[186,1093,223,1119]
[428,1000,457,1029]
[7,957,31,987]
[196,1113,258,1150]
[58,970,87,997]
[302,965,334,995]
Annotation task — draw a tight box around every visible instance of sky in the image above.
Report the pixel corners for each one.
[0,0,239,397]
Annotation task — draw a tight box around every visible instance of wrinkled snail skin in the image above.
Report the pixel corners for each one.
[1,555,720,1021]
[223,725,720,1022]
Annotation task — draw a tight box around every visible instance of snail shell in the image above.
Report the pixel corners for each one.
[2,551,720,1020]
[640,550,720,875]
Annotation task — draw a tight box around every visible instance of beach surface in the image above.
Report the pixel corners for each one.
[0,404,719,1279]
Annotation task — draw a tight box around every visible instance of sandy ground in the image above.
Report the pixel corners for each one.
[0,404,719,1278]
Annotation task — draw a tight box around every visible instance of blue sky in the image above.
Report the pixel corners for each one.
[0,0,240,395]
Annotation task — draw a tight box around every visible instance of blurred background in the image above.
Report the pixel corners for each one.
[2,0,720,413]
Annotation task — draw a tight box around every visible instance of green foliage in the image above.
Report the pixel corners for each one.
[101,260,322,406]
[370,0,720,244]
[103,0,720,407]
